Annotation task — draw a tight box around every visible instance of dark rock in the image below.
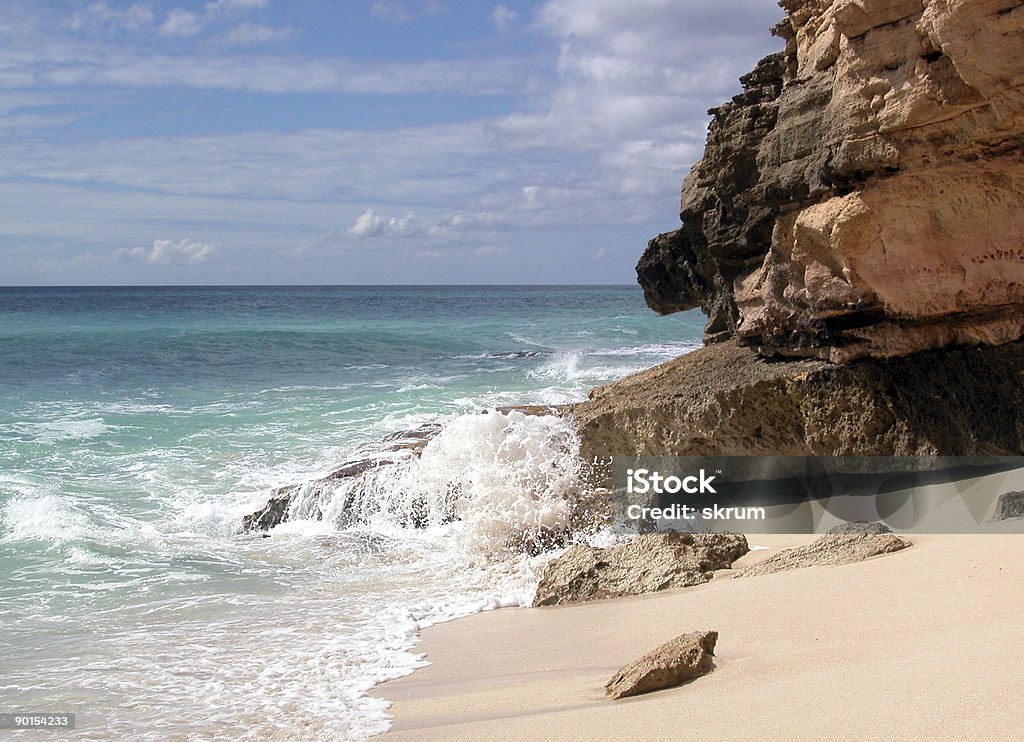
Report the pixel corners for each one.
[532,532,748,607]
[637,52,786,340]
[605,631,717,700]
[492,404,561,417]
[241,459,394,532]
[826,521,893,535]
[241,423,444,532]
[324,458,384,479]
[737,533,910,578]
[242,493,294,532]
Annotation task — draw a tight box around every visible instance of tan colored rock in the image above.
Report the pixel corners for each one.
[532,532,749,607]
[638,0,1024,362]
[569,339,1024,462]
[605,631,718,700]
[737,533,910,577]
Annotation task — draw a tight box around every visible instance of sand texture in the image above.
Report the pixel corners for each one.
[381,534,1024,740]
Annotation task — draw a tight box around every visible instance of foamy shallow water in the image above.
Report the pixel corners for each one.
[0,286,702,740]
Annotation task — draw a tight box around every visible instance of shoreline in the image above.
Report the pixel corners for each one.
[378,533,1024,740]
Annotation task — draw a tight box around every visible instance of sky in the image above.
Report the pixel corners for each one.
[0,0,784,285]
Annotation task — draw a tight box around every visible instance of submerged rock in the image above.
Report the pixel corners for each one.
[638,0,1024,362]
[605,630,718,700]
[240,457,405,532]
[737,533,910,578]
[532,532,749,607]
[241,492,293,532]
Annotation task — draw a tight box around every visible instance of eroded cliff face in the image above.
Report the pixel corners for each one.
[638,0,1024,362]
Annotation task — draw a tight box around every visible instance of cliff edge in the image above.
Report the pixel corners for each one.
[637,0,1024,363]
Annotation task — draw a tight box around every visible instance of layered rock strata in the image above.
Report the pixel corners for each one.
[638,0,1024,362]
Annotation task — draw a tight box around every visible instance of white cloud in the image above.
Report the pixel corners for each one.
[220,23,292,47]
[506,0,782,153]
[475,245,509,256]
[114,238,218,265]
[492,5,517,30]
[347,209,430,239]
[207,0,269,14]
[371,1,443,24]
[156,1,275,39]
[160,9,203,37]
[0,1,788,283]
[67,2,154,33]
[0,31,535,94]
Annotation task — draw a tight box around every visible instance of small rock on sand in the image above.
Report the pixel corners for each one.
[605,631,718,700]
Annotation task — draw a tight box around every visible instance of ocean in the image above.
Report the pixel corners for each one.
[0,285,703,740]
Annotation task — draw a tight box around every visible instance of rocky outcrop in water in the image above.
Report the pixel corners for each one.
[241,424,442,532]
[737,533,910,577]
[638,0,1024,362]
[605,630,718,700]
[531,532,749,607]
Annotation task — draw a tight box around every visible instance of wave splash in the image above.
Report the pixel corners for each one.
[283,409,587,559]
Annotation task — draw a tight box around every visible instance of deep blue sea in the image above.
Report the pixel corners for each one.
[0,286,703,740]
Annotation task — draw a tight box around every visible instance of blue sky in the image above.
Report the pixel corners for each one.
[0,0,783,285]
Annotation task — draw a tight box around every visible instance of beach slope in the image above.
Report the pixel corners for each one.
[382,534,1024,740]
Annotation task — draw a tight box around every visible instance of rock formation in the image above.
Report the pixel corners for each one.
[638,0,1024,362]
[531,532,749,607]
[241,457,387,532]
[737,533,910,577]
[605,631,718,700]
[570,339,1024,461]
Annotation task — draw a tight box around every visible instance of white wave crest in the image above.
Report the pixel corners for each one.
[0,494,96,544]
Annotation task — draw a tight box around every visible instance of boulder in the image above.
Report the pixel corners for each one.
[605,631,718,700]
[532,532,748,607]
[991,490,1024,521]
[738,533,910,577]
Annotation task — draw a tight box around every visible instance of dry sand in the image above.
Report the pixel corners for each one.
[380,534,1024,740]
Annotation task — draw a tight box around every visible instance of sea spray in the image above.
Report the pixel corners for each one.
[284,410,586,558]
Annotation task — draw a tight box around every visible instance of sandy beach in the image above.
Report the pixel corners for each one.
[382,534,1024,740]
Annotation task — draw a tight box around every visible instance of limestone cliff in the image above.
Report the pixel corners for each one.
[638,0,1024,362]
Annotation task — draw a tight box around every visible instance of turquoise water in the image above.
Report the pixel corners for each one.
[0,286,703,740]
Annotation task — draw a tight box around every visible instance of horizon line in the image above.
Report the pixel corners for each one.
[0,283,640,289]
